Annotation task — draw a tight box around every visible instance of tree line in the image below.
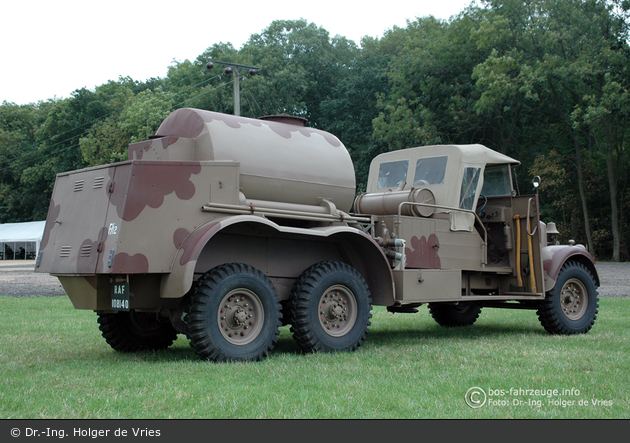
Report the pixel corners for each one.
[1,0,628,261]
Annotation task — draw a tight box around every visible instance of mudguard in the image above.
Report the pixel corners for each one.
[159,215,396,306]
[541,244,599,292]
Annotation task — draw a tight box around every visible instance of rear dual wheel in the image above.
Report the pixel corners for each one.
[186,263,282,362]
[187,261,371,360]
[289,261,372,353]
[97,311,178,352]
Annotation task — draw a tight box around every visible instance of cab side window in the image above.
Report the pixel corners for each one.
[459,167,481,210]
[377,160,409,189]
[414,156,447,185]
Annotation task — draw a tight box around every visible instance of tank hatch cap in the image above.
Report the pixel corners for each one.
[258,114,308,126]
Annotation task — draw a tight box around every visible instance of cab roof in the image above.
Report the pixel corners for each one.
[373,144,520,167]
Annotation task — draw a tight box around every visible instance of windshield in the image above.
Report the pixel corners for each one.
[482,165,512,196]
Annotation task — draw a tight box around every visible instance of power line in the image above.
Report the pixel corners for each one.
[243,89,264,116]
[0,78,234,173]
[0,68,221,167]
[207,61,260,116]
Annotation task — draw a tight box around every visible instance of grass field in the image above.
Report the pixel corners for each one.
[1,296,628,419]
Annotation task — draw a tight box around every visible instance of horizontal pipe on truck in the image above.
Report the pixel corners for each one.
[202,202,372,224]
[245,198,333,215]
[354,188,436,217]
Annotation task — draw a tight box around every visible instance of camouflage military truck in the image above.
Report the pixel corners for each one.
[35,108,599,362]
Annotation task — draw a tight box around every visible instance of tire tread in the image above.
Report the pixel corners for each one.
[289,261,372,353]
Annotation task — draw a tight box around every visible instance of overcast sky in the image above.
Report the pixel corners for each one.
[1,0,474,105]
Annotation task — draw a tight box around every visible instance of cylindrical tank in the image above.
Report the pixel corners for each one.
[155,108,356,211]
[353,188,436,217]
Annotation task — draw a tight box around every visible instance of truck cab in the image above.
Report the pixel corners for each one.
[355,144,598,329]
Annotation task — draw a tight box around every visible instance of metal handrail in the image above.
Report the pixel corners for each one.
[526,198,538,236]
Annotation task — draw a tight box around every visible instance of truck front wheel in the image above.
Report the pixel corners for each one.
[289,261,372,353]
[96,311,178,352]
[428,302,481,327]
[186,263,282,362]
[536,261,599,334]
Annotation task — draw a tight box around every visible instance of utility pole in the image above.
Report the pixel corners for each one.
[207,61,260,116]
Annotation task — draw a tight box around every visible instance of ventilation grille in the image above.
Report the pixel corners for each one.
[73,180,84,192]
[93,177,105,189]
[80,244,92,257]
[60,246,72,257]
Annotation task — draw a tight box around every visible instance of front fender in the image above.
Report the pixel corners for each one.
[541,245,599,292]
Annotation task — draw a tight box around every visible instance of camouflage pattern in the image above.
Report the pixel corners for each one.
[144,108,356,210]
[35,110,393,312]
[36,109,597,324]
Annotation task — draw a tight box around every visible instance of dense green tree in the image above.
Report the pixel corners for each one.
[319,35,392,190]
[79,86,173,166]
[0,102,43,183]
[0,101,51,221]
[240,19,359,123]
[473,0,630,259]
[166,43,239,112]
[0,5,628,260]
[373,11,490,152]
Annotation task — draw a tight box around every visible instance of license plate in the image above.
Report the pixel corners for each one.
[111,282,130,311]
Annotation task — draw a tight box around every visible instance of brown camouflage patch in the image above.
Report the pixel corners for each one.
[112,252,150,274]
[122,163,201,221]
[176,222,222,265]
[405,234,442,269]
[157,108,206,138]
[157,108,342,148]
[128,137,179,160]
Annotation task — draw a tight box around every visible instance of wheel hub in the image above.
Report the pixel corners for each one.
[560,278,588,320]
[318,285,357,337]
[233,308,248,325]
[218,289,264,345]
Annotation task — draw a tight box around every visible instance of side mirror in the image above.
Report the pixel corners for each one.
[533,176,541,189]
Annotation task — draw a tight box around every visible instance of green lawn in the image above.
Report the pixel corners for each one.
[1,296,628,419]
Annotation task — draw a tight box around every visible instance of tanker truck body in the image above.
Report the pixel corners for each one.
[35,108,599,362]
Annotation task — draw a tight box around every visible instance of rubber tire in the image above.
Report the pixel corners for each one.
[537,261,599,334]
[97,311,178,352]
[289,261,372,353]
[428,302,481,327]
[186,263,282,362]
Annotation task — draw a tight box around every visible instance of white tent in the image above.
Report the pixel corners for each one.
[0,221,46,260]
